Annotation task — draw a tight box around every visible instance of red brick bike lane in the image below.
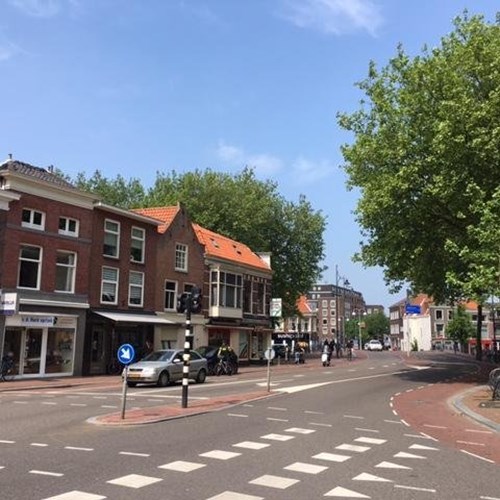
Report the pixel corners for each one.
[392,372,500,465]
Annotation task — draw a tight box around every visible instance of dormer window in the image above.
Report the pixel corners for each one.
[22,208,45,230]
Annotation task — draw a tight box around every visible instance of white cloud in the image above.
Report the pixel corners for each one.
[215,141,334,185]
[280,0,383,36]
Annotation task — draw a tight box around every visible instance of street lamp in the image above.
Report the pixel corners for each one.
[352,309,366,350]
[335,265,350,347]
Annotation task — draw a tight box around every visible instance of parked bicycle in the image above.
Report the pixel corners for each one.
[215,358,234,376]
[0,352,15,382]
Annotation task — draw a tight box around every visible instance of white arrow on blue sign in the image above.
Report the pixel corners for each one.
[117,343,135,365]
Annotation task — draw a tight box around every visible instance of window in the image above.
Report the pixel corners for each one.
[101,267,118,304]
[164,280,177,310]
[322,300,327,307]
[103,220,120,258]
[252,281,265,315]
[131,227,145,263]
[175,243,188,271]
[22,208,45,230]
[322,318,328,325]
[330,300,336,307]
[210,270,242,308]
[55,251,76,293]
[128,271,144,306]
[435,309,443,320]
[18,245,42,289]
[58,217,79,237]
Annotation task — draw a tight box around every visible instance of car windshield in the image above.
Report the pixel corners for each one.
[142,350,175,362]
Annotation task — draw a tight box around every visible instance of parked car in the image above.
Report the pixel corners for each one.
[124,349,207,387]
[195,345,239,375]
[366,339,383,351]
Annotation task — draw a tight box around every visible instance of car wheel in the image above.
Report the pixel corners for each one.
[127,381,137,388]
[157,371,170,387]
[196,369,207,384]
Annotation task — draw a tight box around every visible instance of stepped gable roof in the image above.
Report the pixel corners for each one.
[132,206,180,234]
[0,158,77,190]
[297,295,312,314]
[193,223,271,271]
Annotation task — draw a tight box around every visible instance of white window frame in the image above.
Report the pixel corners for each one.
[18,245,42,289]
[55,250,76,293]
[103,219,120,258]
[130,226,145,263]
[164,280,177,311]
[175,243,188,272]
[128,271,144,307]
[58,216,79,237]
[22,208,45,230]
[101,266,119,304]
[210,270,242,308]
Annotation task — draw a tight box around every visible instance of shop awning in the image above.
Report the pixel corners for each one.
[93,311,176,324]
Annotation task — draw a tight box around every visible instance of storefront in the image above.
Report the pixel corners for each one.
[2,314,79,378]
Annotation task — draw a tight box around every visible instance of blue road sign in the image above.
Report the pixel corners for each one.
[117,343,135,365]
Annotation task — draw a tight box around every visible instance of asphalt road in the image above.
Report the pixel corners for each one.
[1,352,499,500]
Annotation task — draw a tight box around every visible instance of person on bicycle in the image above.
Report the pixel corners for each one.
[1,351,15,381]
[217,343,235,375]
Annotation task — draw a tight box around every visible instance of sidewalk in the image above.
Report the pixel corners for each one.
[1,353,498,431]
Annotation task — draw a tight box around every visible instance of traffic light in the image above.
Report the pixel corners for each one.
[190,286,203,314]
[176,293,189,313]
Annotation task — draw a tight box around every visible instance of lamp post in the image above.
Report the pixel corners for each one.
[335,265,350,347]
[353,309,366,350]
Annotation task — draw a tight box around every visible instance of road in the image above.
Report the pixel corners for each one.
[0,352,499,499]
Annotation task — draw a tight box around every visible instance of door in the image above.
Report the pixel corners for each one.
[23,329,44,375]
[90,327,106,374]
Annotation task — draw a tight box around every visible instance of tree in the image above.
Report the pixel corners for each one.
[446,305,475,351]
[72,167,326,316]
[337,12,500,359]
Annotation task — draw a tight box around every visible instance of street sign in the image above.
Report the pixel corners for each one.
[271,298,282,318]
[117,343,135,365]
[405,304,421,315]
[264,348,276,360]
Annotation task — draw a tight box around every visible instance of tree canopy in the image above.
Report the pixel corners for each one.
[73,167,326,316]
[337,12,500,357]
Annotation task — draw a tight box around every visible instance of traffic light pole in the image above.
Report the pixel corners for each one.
[181,294,192,408]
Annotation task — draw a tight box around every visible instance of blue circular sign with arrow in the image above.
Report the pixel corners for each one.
[117,343,135,365]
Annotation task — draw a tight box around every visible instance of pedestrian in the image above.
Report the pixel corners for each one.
[453,341,458,354]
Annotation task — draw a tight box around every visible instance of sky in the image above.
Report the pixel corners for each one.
[1,0,498,312]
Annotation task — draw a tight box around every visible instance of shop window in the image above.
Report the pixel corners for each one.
[18,245,42,289]
[103,219,120,258]
[175,243,188,271]
[58,217,79,237]
[55,250,76,293]
[164,280,177,310]
[101,266,118,304]
[131,227,145,263]
[129,271,144,306]
[45,329,74,373]
[22,208,45,230]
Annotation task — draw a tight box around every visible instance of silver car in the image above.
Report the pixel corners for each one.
[125,349,208,387]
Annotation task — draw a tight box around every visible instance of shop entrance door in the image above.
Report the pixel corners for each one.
[22,329,44,375]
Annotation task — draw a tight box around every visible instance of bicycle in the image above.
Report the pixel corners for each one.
[0,355,15,382]
[215,358,233,376]
[346,347,353,361]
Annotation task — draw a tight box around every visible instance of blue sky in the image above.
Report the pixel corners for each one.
[1,0,497,311]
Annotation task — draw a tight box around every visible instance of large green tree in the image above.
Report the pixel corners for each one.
[337,13,500,359]
[73,167,326,316]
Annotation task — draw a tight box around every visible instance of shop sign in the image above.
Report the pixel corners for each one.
[0,292,18,315]
[21,316,57,327]
[271,298,282,318]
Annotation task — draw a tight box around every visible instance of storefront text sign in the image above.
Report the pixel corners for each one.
[0,292,18,315]
[21,316,56,327]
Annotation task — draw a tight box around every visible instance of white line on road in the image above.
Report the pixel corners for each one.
[344,415,364,420]
[267,417,289,422]
[228,413,249,418]
[119,451,150,457]
[30,470,63,477]
[31,443,49,447]
[64,446,94,451]
[423,424,447,429]
[355,428,380,433]
[465,428,493,434]
[394,484,436,493]
[456,440,485,446]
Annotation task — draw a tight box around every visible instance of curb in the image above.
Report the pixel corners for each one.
[452,385,500,433]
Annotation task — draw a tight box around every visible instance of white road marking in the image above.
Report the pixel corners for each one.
[119,451,150,457]
[305,410,324,414]
[456,441,485,446]
[267,406,287,411]
[261,433,295,442]
[409,444,439,451]
[460,450,495,463]
[13,401,28,404]
[249,474,299,489]
[64,446,93,451]
[227,413,248,418]
[311,422,333,428]
[285,427,315,434]
[312,452,351,462]
[355,437,387,445]
[394,484,436,493]
[199,450,241,460]
[41,491,106,500]
[233,441,270,450]
[344,415,364,420]
[284,462,328,474]
[158,460,206,472]
[324,486,370,498]
[355,428,379,433]
[336,444,370,453]
[393,452,426,459]
[423,424,447,429]
[404,433,432,439]
[30,470,64,477]
[0,440,15,444]
[266,417,289,422]
[206,493,263,500]
[384,419,402,424]
[42,402,58,405]
[107,474,162,488]
[480,496,500,500]
[70,403,87,407]
[101,405,118,409]
[31,443,49,447]
[465,429,493,434]
[353,472,392,482]
[375,461,411,469]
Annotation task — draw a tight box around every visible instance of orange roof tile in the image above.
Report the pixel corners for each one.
[132,206,180,234]
[297,295,312,314]
[193,223,271,271]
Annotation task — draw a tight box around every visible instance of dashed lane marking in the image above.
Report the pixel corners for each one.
[206,492,263,500]
[423,424,447,429]
[344,415,364,420]
[393,451,426,459]
[394,484,436,493]
[64,446,93,451]
[355,437,387,445]
[324,486,370,498]
[465,429,493,434]
[284,462,328,474]
[267,406,287,411]
[460,450,495,463]
[41,491,106,500]
[310,422,332,428]
[0,440,15,444]
[227,413,248,418]
[336,444,370,453]
[355,428,379,433]
[384,420,402,425]
[261,433,295,442]
[107,474,162,488]
[285,427,315,434]
[312,452,351,463]
[375,461,411,470]
[353,472,392,482]
[199,450,241,460]
[119,451,150,457]
[249,474,299,489]
[233,441,270,450]
[456,440,485,446]
[409,444,439,451]
[31,443,49,447]
[30,470,64,477]
[266,417,288,422]
[158,460,206,472]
